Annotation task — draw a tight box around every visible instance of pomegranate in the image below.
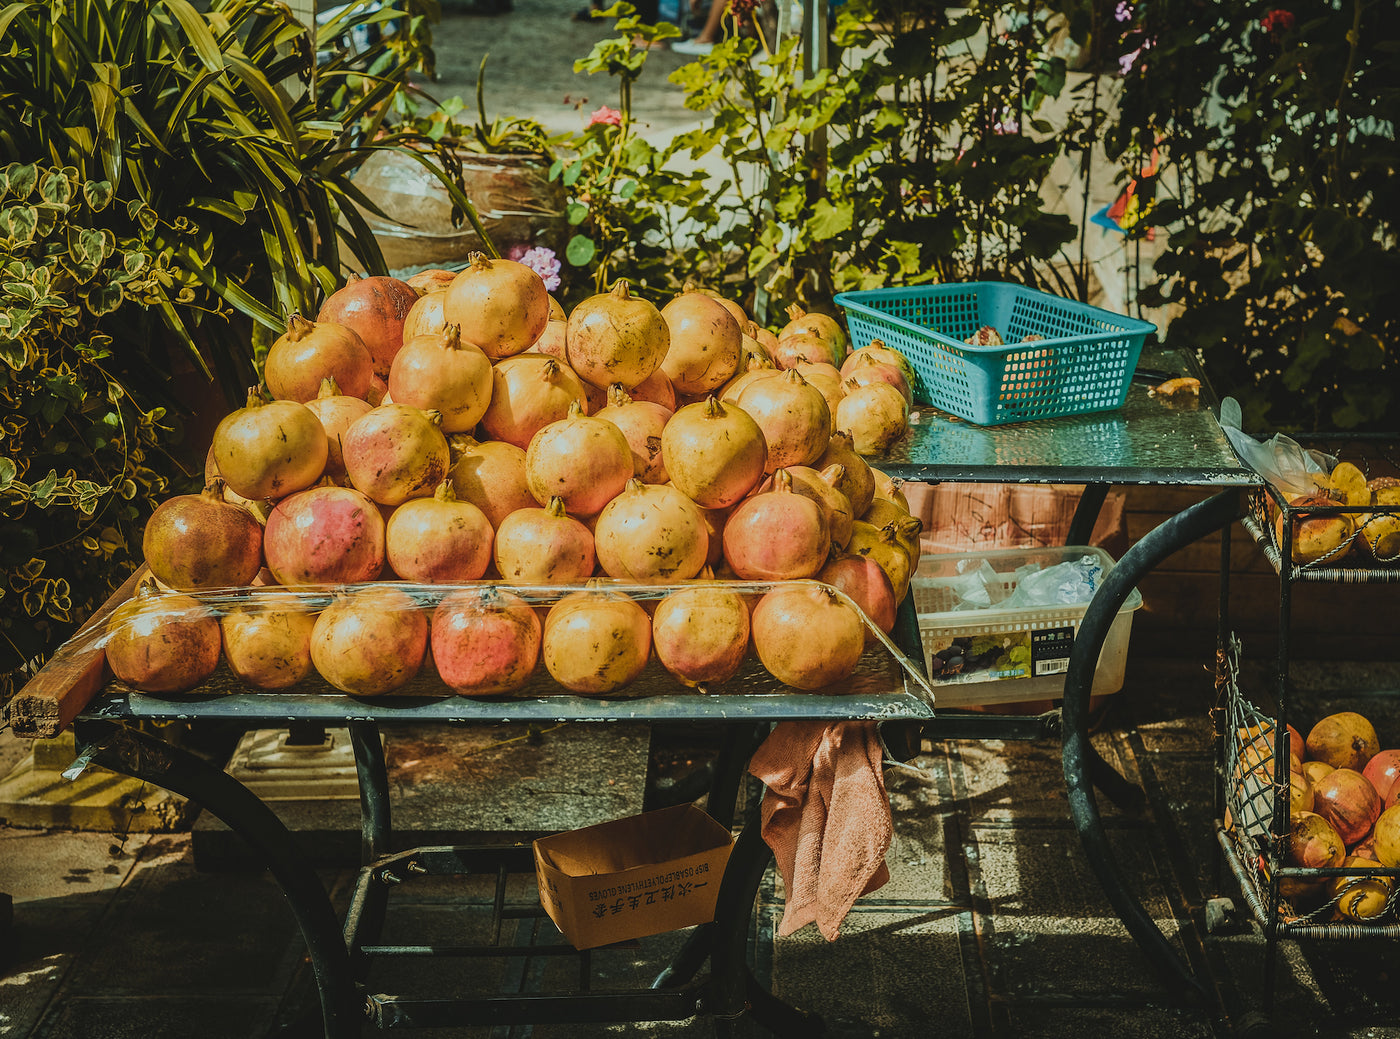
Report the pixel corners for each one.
[481,355,589,449]
[1362,749,1400,808]
[819,554,897,638]
[750,323,780,357]
[264,314,373,403]
[343,404,450,506]
[870,468,911,511]
[661,396,768,509]
[630,366,678,411]
[432,586,541,697]
[723,469,830,580]
[310,585,428,695]
[759,464,853,550]
[385,481,494,582]
[1306,712,1380,771]
[771,330,840,370]
[220,593,317,690]
[304,377,374,481]
[1302,760,1336,788]
[651,581,750,688]
[836,381,908,455]
[211,389,328,501]
[793,360,846,415]
[819,432,876,516]
[388,325,493,433]
[403,268,456,294]
[543,586,652,695]
[841,339,916,386]
[847,520,913,601]
[1328,856,1393,921]
[752,584,864,690]
[443,252,550,358]
[779,303,848,363]
[494,496,596,583]
[565,280,670,389]
[1374,805,1400,867]
[719,355,780,405]
[844,354,913,406]
[401,289,450,344]
[104,578,221,693]
[445,435,532,528]
[594,385,672,484]
[682,281,748,328]
[524,401,632,516]
[318,274,418,379]
[263,483,386,585]
[1287,810,1346,869]
[737,369,832,474]
[659,291,743,396]
[692,499,730,568]
[1312,768,1384,845]
[594,480,709,581]
[142,479,263,591]
[529,318,568,361]
[1289,771,1314,814]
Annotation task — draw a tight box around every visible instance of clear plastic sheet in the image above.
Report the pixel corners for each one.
[1219,396,1336,497]
[946,555,1104,611]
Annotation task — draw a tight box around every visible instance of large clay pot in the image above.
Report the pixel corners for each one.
[350,145,565,271]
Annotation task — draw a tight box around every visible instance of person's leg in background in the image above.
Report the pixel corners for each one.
[672,0,724,53]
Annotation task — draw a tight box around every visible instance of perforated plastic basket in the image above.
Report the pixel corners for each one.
[834,282,1155,426]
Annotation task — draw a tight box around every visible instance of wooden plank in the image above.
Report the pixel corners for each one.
[7,566,148,740]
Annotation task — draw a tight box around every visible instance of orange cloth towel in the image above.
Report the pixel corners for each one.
[747,720,892,941]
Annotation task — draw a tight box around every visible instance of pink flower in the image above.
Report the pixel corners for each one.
[587,106,622,128]
[1261,9,1295,36]
[1114,1,1132,23]
[992,109,1019,135]
[520,247,562,292]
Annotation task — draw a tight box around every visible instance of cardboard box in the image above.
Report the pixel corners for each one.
[533,804,734,951]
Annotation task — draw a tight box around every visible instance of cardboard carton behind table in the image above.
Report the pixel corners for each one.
[533,804,733,951]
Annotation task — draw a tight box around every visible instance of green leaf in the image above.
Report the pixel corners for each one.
[83,180,114,211]
[565,234,596,266]
[566,201,589,226]
[5,163,37,200]
[0,205,37,245]
[38,169,73,206]
[807,199,854,241]
[0,457,15,490]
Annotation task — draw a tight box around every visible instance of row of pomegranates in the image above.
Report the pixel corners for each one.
[109,259,928,700]
[1235,711,1400,922]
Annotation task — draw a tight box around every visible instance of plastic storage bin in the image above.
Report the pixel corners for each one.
[833,282,1155,426]
[912,545,1143,708]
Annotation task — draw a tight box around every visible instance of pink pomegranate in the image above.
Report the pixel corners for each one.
[401,289,450,343]
[432,586,541,696]
[818,554,896,639]
[528,318,568,361]
[404,269,457,295]
[310,585,428,695]
[524,401,632,516]
[723,469,830,580]
[142,479,263,591]
[565,280,670,390]
[629,366,678,411]
[481,355,589,449]
[659,291,742,396]
[840,339,916,386]
[844,354,913,406]
[594,480,709,581]
[263,483,386,585]
[720,355,780,405]
[105,578,221,693]
[210,389,329,501]
[756,464,853,550]
[264,314,373,403]
[1362,749,1400,808]
[342,404,450,506]
[443,253,550,359]
[652,582,750,688]
[494,497,595,583]
[1312,768,1385,845]
[220,593,317,690]
[304,377,374,480]
[691,499,731,568]
[318,274,419,379]
[772,330,840,370]
[778,303,848,365]
[661,396,768,509]
[738,369,832,473]
[446,435,533,529]
[1287,810,1346,869]
[594,385,672,484]
[793,361,847,417]
[384,481,494,582]
[543,586,652,695]
[819,431,876,516]
[388,325,493,433]
[751,584,864,690]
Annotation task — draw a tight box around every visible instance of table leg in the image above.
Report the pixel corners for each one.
[73,719,360,1038]
[1061,487,1244,1004]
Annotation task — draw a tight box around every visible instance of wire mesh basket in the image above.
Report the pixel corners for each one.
[1216,637,1400,937]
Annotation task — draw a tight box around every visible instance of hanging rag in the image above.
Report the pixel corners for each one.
[747,720,892,941]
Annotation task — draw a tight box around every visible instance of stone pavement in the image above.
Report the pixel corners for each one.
[4,655,1400,1039]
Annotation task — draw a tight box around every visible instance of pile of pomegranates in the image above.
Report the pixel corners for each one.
[1234,710,1400,922]
[110,258,924,701]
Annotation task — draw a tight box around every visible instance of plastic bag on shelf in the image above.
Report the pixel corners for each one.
[1219,397,1336,497]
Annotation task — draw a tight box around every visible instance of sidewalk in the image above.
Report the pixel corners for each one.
[3,656,1399,1038]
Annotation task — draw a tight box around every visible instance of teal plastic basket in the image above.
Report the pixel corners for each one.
[833,282,1156,426]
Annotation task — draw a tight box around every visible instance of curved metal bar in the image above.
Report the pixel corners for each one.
[1061,487,1246,1004]
[74,719,360,1038]
[349,720,391,863]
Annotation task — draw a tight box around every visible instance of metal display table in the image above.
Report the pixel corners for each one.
[34,344,1259,1036]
